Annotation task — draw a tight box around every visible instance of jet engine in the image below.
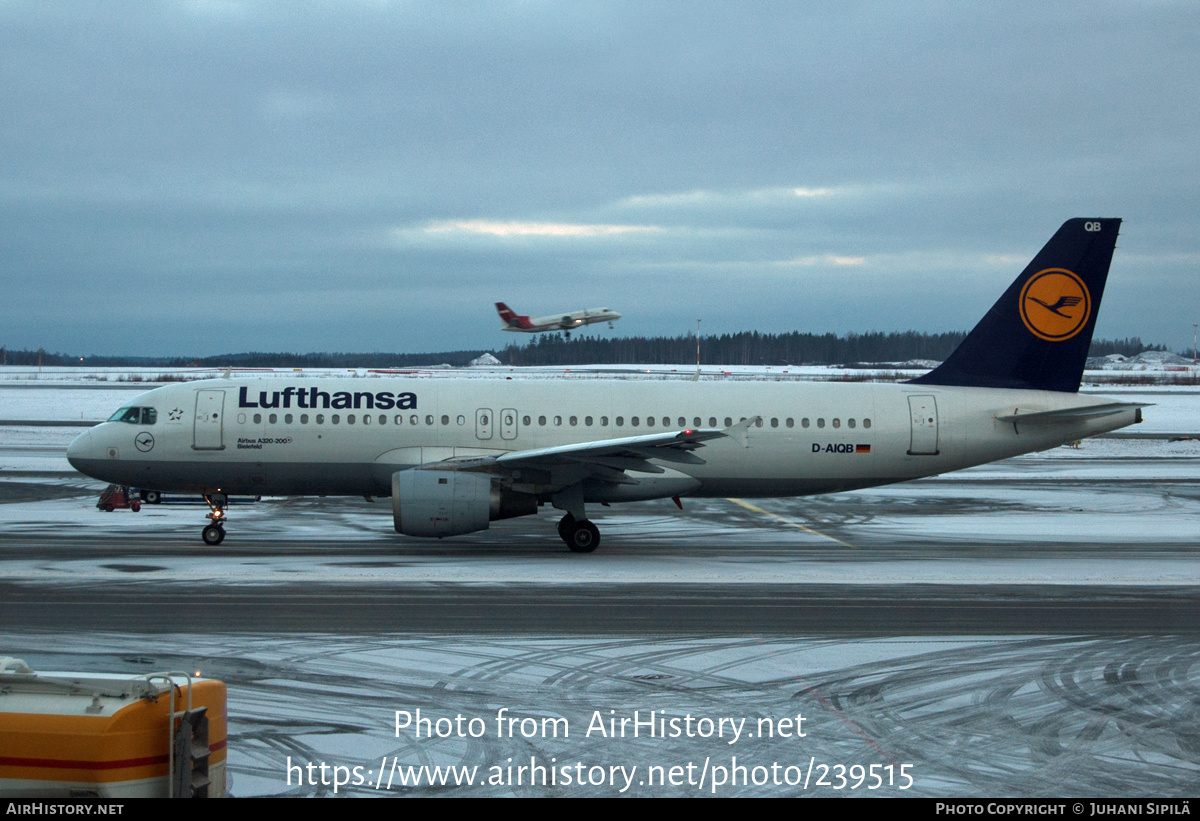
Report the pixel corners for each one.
[392,469,538,537]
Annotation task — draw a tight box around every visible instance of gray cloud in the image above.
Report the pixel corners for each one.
[2,1,1197,355]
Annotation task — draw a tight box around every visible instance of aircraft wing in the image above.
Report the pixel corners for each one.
[423,418,759,488]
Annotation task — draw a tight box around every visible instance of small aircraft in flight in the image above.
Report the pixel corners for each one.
[68,219,1141,553]
[495,302,621,338]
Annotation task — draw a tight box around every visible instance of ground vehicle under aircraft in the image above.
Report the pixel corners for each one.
[67,219,1142,552]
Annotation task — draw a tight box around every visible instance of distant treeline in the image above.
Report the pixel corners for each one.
[1,335,1171,369]
[500,333,1170,366]
[503,331,968,367]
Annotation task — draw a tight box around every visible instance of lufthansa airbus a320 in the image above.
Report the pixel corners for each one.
[68,219,1142,552]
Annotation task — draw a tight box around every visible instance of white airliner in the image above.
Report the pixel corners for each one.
[496,302,621,337]
[68,219,1142,552]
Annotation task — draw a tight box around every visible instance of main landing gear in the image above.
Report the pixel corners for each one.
[557,513,600,553]
[201,493,227,545]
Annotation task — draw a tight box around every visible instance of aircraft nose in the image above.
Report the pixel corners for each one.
[66,429,95,471]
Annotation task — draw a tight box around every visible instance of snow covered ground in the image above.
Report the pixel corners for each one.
[2,366,1198,797]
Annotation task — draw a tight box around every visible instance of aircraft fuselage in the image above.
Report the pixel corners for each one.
[68,376,1138,500]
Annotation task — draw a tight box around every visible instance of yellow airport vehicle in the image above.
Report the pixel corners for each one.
[0,657,226,798]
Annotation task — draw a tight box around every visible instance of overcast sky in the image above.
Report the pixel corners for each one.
[3,1,1198,356]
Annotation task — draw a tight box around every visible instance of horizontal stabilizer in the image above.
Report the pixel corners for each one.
[994,402,1148,425]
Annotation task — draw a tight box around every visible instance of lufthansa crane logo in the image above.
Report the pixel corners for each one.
[135,432,155,452]
[1019,268,1091,342]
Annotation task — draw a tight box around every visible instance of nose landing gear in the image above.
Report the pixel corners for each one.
[201,493,228,545]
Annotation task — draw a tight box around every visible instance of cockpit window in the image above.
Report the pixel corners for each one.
[109,406,156,424]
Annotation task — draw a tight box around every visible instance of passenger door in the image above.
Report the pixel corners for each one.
[194,390,226,450]
[907,395,939,455]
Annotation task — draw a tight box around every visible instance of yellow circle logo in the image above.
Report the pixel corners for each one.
[1019,268,1091,341]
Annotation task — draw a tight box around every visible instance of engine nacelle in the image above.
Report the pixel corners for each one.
[392,469,538,537]
[393,469,490,537]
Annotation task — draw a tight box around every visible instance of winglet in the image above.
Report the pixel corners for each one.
[722,416,761,448]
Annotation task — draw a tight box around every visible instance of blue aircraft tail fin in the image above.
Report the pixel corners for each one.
[910,218,1121,393]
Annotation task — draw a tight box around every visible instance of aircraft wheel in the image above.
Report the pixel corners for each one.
[131,502,141,512]
[143,490,160,504]
[202,524,225,546]
[557,513,575,539]
[564,520,600,554]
